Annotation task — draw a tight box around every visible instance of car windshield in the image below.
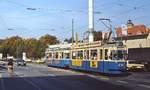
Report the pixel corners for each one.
[17,60,24,62]
[129,61,142,64]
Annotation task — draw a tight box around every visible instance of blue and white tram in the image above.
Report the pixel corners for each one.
[70,41,127,74]
[45,43,71,68]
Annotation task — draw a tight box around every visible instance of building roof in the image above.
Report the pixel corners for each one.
[116,24,150,37]
[128,25,148,36]
[114,34,149,41]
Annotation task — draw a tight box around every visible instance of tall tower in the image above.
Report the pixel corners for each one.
[126,19,134,29]
[88,0,94,43]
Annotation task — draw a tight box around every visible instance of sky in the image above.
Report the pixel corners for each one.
[0,0,150,41]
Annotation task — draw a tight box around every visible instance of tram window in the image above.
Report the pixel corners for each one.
[49,53,52,58]
[100,49,103,59]
[90,50,97,60]
[105,49,108,60]
[117,50,123,60]
[64,53,70,59]
[72,52,76,59]
[84,50,89,59]
[56,52,59,59]
[109,51,112,60]
[112,50,126,60]
[61,52,64,58]
[77,51,83,59]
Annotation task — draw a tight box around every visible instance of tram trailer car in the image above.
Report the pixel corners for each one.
[45,44,71,68]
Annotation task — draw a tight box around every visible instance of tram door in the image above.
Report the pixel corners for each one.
[105,49,108,60]
[103,49,109,72]
[100,49,103,60]
[90,49,98,68]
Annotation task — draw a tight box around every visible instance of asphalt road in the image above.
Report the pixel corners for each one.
[0,63,150,90]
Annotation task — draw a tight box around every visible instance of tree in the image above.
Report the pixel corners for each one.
[0,34,59,59]
[1,36,23,58]
[39,34,59,45]
[64,38,69,42]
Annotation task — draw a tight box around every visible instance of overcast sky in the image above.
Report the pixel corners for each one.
[0,0,150,40]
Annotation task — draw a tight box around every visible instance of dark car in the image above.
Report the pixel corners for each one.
[16,60,26,66]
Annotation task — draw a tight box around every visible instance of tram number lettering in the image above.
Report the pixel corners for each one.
[90,61,98,68]
[92,62,96,67]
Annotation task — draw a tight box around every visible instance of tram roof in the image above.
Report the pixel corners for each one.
[48,43,72,48]
[72,41,126,49]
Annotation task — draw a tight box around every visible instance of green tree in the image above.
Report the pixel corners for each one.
[0,34,59,59]
[39,34,59,45]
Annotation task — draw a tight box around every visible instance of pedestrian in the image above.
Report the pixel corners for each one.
[7,59,14,75]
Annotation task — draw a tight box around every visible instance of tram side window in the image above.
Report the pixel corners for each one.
[77,51,83,59]
[48,53,52,58]
[64,53,70,59]
[90,50,97,60]
[72,52,76,59]
[100,49,103,60]
[105,49,108,60]
[61,52,64,58]
[56,52,59,59]
[84,50,89,59]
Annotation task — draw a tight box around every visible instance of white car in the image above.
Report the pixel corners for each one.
[0,60,7,66]
[127,60,144,71]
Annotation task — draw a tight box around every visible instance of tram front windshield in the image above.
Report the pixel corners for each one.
[112,50,127,60]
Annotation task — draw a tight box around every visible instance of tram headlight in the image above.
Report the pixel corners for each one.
[118,63,124,67]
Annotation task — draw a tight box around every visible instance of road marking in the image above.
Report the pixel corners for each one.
[138,84,150,89]
[99,77,110,80]
[116,80,128,84]
[14,72,41,90]
[87,74,110,81]
[48,74,56,77]
[19,77,41,90]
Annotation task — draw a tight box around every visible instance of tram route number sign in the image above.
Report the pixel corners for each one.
[90,61,98,68]
[72,60,82,66]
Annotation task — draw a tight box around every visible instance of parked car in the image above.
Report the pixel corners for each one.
[16,60,26,66]
[127,60,144,71]
[0,60,7,66]
[36,59,45,64]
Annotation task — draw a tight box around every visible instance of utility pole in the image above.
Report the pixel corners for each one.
[88,0,94,43]
[72,18,74,44]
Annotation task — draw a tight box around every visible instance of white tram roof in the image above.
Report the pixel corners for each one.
[48,43,72,49]
[46,43,72,53]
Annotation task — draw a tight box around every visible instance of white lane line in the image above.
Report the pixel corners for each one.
[20,77,41,90]
[138,84,150,89]
[87,74,110,81]
[14,72,41,90]
[99,77,110,80]
[48,74,56,77]
[116,80,128,84]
